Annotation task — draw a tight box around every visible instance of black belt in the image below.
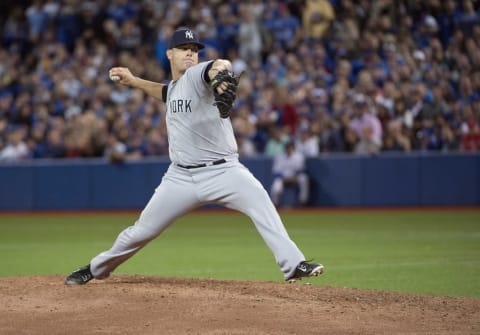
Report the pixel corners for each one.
[176,159,226,169]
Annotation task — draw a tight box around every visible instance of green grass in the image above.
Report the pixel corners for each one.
[0,210,479,298]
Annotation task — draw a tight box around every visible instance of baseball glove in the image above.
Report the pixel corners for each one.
[210,70,242,118]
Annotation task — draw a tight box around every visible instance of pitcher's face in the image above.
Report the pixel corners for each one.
[168,44,199,76]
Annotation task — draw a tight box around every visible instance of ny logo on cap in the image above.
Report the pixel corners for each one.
[185,30,194,39]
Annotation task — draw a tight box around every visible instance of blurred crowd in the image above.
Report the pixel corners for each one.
[1,0,480,162]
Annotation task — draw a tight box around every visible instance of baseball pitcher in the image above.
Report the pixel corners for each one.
[65,28,324,285]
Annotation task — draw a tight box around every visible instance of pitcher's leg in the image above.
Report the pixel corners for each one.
[220,164,305,279]
[90,175,199,279]
[270,177,284,207]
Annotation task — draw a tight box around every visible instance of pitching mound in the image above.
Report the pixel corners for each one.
[1,276,479,334]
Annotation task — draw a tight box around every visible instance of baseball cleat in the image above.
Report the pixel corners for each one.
[286,261,324,283]
[64,265,94,285]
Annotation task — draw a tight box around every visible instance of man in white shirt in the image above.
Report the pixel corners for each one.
[270,141,310,207]
[0,128,29,161]
[295,128,319,157]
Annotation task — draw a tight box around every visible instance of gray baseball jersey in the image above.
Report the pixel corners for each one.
[166,61,238,166]
[89,60,307,281]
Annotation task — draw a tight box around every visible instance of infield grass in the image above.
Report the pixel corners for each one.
[0,209,479,298]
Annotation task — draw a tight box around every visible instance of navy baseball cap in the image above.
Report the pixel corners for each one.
[168,28,205,50]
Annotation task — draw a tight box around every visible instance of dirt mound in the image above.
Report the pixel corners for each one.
[1,276,479,334]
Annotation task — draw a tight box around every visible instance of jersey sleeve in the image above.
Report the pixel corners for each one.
[162,84,168,103]
[185,61,215,96]
[203,61,214,83]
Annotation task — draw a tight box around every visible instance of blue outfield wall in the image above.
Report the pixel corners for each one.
[0,153,478,211]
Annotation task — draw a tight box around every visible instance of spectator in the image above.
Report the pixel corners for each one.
[0,0,478,162]
[236,134,257,157]
[25,0,49,43]
[382,120,411,152]
[104,133,127,163]
[354,125,381,155]
[114,18,142,53]
[216,4,239,58]
[55,2,81,52]
[0,127,30,161]
[2,6,29,55]
[267,2,302,51]
[436,115,457,152]
[143,126,168,157]
[106,0,137,26]
[264,126,290,157]
[43,127,66,158]
[237,4,263,65]
[272,84,298,135]
[460,103,480,151]
[270,141,309,207]
[349,95,383,149]
[302,0,335,41]
[295,127,319,157]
